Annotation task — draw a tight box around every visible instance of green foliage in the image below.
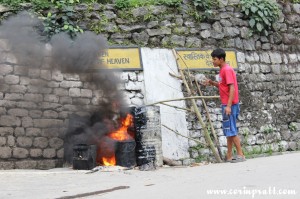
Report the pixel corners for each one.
[241,0,280,36]
[288,123,297,132]
[89,15,111,34]
[115,0,182,9]
[262,125,274,134]
[43,0,83,38]
[192,0,216,20]
[0,0,52,10]
[293,0,300,3]
[192,0,215,10]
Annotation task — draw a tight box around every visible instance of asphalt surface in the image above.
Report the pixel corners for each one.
[0,152,299,199]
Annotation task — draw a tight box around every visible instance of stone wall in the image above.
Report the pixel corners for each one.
[0,40,144,169]
[0,0,300,167]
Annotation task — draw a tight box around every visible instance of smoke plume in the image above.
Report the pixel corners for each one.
[0,11,128,165]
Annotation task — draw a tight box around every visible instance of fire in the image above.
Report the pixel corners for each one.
[108,114,134,141]
[99,113,134,166]
[102,156,116,166]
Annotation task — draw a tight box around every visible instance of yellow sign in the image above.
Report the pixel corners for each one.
[99,48,142,70]
[175,49,238,70]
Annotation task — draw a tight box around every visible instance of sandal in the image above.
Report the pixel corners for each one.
[230,155,246,163]
[225,157,234,163]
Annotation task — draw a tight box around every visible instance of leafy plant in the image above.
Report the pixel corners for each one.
[0,0,52,10]
[288,122,297,132]
[193,0,215,10]
[43,0,83,38]
[262,125,274,134]
[241,0,280,36]
[191,0,217,21]
[115,0,182,9]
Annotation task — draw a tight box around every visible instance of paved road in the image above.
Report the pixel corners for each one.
[0,152,299,199]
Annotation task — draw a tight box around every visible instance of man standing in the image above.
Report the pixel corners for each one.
[205,48,245,163]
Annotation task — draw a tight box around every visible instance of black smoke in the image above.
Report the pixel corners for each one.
[0,12,128,166]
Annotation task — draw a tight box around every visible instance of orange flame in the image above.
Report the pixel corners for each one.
[99,113,134,166]
[102,156,116,166]
[108,114,133,141]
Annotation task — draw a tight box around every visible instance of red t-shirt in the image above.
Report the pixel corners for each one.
[218,64,239,105]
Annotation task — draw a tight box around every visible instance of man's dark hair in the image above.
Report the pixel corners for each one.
[211,48,226,60]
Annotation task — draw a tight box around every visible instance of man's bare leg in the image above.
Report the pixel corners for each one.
[226,137,234,160]
[232,135,244,157]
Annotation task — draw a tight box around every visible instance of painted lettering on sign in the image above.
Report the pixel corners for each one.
[175,49,238,70]
[98,48,142,70]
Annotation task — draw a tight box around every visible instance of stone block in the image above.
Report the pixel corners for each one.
[29,110,43,118]
[58,111,69,119]
[69,88,81,97]
[4,75,19,84]
[30,79,47,86]
[43,110,58,119]
[182,158,195,166]
[14,66,28,75]
[270,65,281,75]
[40,70,52,80]
[269,52,282,64]
[288,142,297,151]
[218,136,227,146]
[237,52,245,63]
[33,119,64,128]
[41,128,65,138]
[0,64,13,75]
[26,128,42,137]
[57,148,64,158]
[47,81,60,88]
[27,85,52,94]
[0,137,6,146]
[7,136,15,146]
[22,117,33,128]
[259,52,271,63]
[73,98,90,105]
[60,81,83,88]
[16,137,33,147]
[63,105,78,112]
[125,81,142,91]
[39,102,62,110]
[28,69,40,78]
[43,148,56,158]
[52,70,63,81]
[0,161,14,169]
[12,148,29,158]
[30,149,43,158]
[8,108,28,117]
[0,84,9,92]
[44,95,59,103]
[81,89,92,98]
[288,54,298,63]
[64,73,80,81]
[17,101,37,109]
[0,147,12,158]
[146,28,171,36]
[4,93,24,100]
[33,137,48,148]
[93,90,104,98]
[49,138,64,149]
[130,97,143,106]
[0,115,21,127]
[37,160,56,170]
[59,97,72,105]
[9,85,27,93]
[15,160,37,169]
